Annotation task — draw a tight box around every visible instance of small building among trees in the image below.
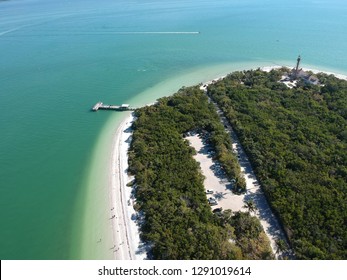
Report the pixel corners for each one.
[290,55,320,85]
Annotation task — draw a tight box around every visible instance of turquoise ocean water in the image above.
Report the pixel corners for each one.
[0,0,346,259]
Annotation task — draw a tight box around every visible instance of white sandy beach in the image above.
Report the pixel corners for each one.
[109,113,146,260]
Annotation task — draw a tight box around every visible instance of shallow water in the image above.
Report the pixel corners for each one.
[0,0,346,259]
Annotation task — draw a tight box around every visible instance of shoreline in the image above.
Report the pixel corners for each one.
[260,65,347,81]
[199,65,347,89]
[107,65,346,260]
[109,112,146,260]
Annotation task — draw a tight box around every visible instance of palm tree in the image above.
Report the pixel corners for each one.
[243,199,257,213]
[275,238,288,256]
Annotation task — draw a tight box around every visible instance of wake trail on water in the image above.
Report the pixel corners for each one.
[0,11,89,38]
[0,27,21,36]
[1,31,201,37]
[110,31,200,34]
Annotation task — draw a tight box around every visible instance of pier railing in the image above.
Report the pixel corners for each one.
[92,102,137,111]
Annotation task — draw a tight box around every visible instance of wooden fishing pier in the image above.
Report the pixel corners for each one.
[92,102,137,112]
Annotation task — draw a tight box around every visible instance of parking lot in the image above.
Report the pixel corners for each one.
[186,134,245,212]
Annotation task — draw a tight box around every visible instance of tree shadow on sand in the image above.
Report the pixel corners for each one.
[244,189,286,242]
[125,135,132,144]
[213,191,228,201]
[135,241,151,259]
[225,183,235,191]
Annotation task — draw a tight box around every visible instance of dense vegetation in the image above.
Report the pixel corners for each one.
[208,69,347,259]
[128,86,272,259]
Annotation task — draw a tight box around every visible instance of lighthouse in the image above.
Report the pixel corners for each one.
[294,55,301,78]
